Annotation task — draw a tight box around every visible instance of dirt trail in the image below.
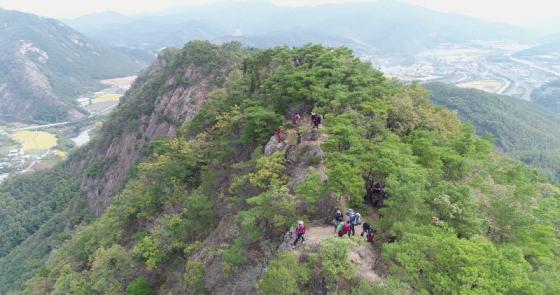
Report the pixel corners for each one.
[291,225,382,283]
[286,115,384,283]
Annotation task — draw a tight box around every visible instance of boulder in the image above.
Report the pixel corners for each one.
[302,128,319,141]
[264,135,288,156]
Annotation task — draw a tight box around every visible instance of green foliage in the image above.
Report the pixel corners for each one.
[222,237,248,266]
[531,79,560,114]
[134,235,166,270]
[7,44,560,295]
[383,226,538,294]
[249,152,287,189]
[90,245,135,294]
[351,278,412,295]
[318,238,361,285]
[0,197,89,294]
[51,264,91,295]
[295,172,327,203]
[258,252,309,295]
[0,168,79,257]
[126,276,153,295]
[184,261,208,294]
[237,181,297,242]
[427,82,560,182]
[240,103,283,144]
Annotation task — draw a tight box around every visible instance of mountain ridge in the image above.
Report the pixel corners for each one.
[0,41,558,294]
[0,8,144,123]
[65,0,528,56]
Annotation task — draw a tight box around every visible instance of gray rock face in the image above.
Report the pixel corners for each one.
[302,128,319,141]
[68,50,237,217]
[264,135,288,156]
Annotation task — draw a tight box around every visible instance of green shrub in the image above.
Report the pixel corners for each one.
[319,237,361,285]
[222,237,248,266]
[126,276,153,295]
[258,252,309,295]
[184,261,208,294]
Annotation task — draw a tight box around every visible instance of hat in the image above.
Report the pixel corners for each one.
[298,220,304,225]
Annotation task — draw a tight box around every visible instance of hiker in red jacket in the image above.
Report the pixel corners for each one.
[275,129,285,143]
[293,113,302,127]
[292,220,306,247]
[338,220,351,237]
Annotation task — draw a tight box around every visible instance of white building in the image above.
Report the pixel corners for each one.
[77,97,91,107]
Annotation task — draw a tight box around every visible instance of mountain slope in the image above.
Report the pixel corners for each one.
[0,9,144,123]
[531,79,560,113]
[426,82,560,182]
[67,0,526,56]
[1,42,558,295]
[0,41,244,293]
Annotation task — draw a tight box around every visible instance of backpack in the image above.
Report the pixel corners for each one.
[355,213,362,225]
[349,213,358,225]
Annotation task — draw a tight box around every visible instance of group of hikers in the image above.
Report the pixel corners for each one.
[334,208,375,242]
[275,112,323,143]
[292,208,375,248]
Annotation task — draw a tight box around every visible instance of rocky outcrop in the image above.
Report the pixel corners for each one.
[264,134,288,156]
[66,44,242,216]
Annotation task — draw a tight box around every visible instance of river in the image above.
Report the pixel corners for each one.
[72,127,95,147]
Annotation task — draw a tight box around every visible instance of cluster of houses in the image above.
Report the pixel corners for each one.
[0,148,29,173]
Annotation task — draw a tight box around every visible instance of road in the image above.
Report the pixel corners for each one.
[10,121,70,132]
[509,57,560,77]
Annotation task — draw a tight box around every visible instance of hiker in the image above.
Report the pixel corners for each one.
[311,113,321,129]
[365,227,375,243]
[338,220,351,237]
[275,129,285,143]
[292,220,306,247]
[337,221,350,237]
[373,182,383,192]
[333,209,344,232]
[349,210,358,236]
[310,113,317,127]
[293,113,302,127]
[293,57,301,67]
[316,114,322,128]
[361,222,376,243]
[360,222,371,237]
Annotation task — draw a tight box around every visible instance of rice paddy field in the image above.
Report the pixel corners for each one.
[11,131,57,152]
[457,79,505,93]
[91,93,121,104]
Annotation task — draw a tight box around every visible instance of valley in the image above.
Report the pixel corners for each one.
[0,75,135,183]
[378,41,560,100]
[0,2,559,294]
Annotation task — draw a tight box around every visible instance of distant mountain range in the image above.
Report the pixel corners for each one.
[0,9,145,123]
[66,0,527,56]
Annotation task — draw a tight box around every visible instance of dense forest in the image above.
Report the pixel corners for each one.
[426,82,560,183]
[1,42,559,294]
[531,80,560,113]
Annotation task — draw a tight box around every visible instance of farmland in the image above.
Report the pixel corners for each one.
[91,93,121,104]
[11,131,57,152]
[457,79,505,93]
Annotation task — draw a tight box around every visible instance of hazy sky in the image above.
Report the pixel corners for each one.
[0,0,558,26]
